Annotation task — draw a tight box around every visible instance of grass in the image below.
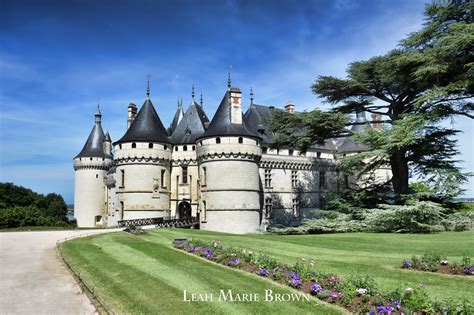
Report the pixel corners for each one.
[60,230,474,314]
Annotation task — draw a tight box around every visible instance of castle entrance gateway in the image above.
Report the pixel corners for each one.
[178,201,191,219]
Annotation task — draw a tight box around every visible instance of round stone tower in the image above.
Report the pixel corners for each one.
[196,86,262,234]
[73,106,113,227]
[113,85,172,220]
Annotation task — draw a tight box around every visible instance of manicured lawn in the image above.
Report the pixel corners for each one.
[60,230,473,314]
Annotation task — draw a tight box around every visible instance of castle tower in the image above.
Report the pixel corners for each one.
[113,82,172,220]
[73,105,113,227]
[169,85,210,219]
[196,86,262,234]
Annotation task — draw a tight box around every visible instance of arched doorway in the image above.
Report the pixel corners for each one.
[178,201,191,219]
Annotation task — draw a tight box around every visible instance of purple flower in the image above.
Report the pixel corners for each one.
[463,266,474,275]
[290,278,302,288]
[177,241,188,247]
[288,272,300,280]
[402,261,412,268]
[203,247,214,258]
[259,268,270,277]
[186,247,196,252]
[227,258,241,266]
[391,301,401,310]
[376,305,395,314]
[311,283,323,294]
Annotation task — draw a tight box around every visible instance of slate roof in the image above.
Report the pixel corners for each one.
[170,100,210,144]
[75,112,111,159]
[115,98,171,144]
[167,103,184,135]
[337,112,370,153]
[199,89,259,139]
[244,104,281,144]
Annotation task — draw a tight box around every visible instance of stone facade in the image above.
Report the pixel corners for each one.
[73,84,391,233]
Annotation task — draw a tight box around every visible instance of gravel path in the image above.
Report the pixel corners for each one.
[0,229,118,315]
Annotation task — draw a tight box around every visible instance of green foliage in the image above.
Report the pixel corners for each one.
[0,182,71,229]
[365,201,445,233]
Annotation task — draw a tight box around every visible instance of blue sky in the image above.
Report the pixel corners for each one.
[0,0,472,203]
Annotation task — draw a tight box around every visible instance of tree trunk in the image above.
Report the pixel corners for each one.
[389,149,410,201]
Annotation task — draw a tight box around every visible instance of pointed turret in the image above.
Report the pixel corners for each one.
[103,131,112,157]
[338,111,369,153]
[168,99,184,135]
[170,92,210,144]
[115,98,170,144]
[75,106,108,158]
[199,87,258,140]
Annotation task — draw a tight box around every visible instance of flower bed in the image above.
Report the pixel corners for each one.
[173,239,473,314]
[401,251,473,276]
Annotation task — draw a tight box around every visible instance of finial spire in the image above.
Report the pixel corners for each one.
[146,74,151,99]
[177,98,181,108]
[200,92,203,107]
[250,87,254,107]
[95,99,102,124]
[192,84,195,101]
[227,65,232,90]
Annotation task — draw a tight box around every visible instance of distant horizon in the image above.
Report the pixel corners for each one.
[1,0,472,203]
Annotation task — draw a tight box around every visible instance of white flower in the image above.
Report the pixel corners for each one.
[356,288,367,295]
[406,288,414,293]
[302,257,307,261]
[310,262,315,266]
[440,260,449,265]
[248,251,252,255]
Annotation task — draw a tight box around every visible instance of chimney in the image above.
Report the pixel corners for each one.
[284,101,295,113]
[371,113,383,131]
[229,87,242,124]
[127,103,137,129]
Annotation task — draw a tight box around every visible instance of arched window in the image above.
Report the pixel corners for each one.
[132,142,136,148]
[119,144,122,149]
[148,143,153,149]
[164,145,167,150]
[200,141,203,146]
[90,157,93,161]
[192,145,195,151]
[183,145,188,151]
[216,137,221,144]
[238,137,243,144]
[175,146,178,151]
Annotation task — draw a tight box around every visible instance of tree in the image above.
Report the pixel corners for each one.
[271,1,473,201]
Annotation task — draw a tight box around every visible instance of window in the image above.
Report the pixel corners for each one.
[264,169,272,188]
[132,142,136,148]
[183,145,188,151]
[265,197,272,218]
[96,174,98,179]
[90,157,93,161]
[120,201,124,212]
[148,143,153,149]
[201,167,207,186]
[119,144,122,149]
[289,149,294,156]
[192,145,195,151]
[121,170,125,187]
[175,146,178,151]
[200,141,203,146]
[202,201,207,221]
[292,198,299,217]
[161,170,166,187]
[164,145,167,150]
[262,147,268,154]
[317,151,321,158]
[319,171,326,189]
[182,166,188,184]
[291,170,298,188]
[238,137,243,144]
[216,137,221,144]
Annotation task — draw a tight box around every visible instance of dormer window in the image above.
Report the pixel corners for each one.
[148,143,153,149]
[238,137,243,144]
[216,137,221,144]
[132,143,136,148]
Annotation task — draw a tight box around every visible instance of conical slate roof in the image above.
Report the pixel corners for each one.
[168,102,184,135]
[75,111,110,158]
[170,100,209,144]
[244,104,279,144]
[115,98,170,144]
[199,89,258,139]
